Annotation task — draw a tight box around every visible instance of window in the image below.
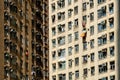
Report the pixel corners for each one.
[74,19,78,28]
[109,32,114,42]
[99,62,108,73]
[90,53,94,62]
[98,20,107,32]
[52,63,56,72]
[98,48,107,60]
[109,3,114,14]
[51,15,55,23]
[83,42,87,50]
[99,77,108,80]
[98,0,106,5]
[109,17,114,28]
[52,27,56,36]
[90,12,94,21]
[57,12,65,21]
[52,51,56,60]
[75,70,79,79]
[58,61,66,70]
[51,3,56,12]
[68,34,72,43]
[58,24,65,33]
[57,0,65,9]
[83,68,88,77]
[110,61,115,70]
[52,76,56,80]
[68,59,73,68]
[68,21,73,30]
[58,36,65,45]
[110,75,115,80]
[82,3,87,11]
[98,34,107,46]
[90,26,94,35]
[97,6,106,18]
[83,55,88,63]
[74,31,79,40]
[75,44,79,53]
[68,0,72,5]
[58,74,66,80]
[75,57,79,66]
[68,9,73,18]
[83,15,87,22]
[90,39,94,48]
[68,46,73,56]
[90,0,94,8]
[91,66,95,75]
[74,0,78,2]
[74,6,78,15]
[109,46,114,56]
[69,72,72,80]
[58,49,65,58]
[52,39,56,48]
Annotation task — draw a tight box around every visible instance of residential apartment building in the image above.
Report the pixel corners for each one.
[0,0,49,80]
[49,0,120,80]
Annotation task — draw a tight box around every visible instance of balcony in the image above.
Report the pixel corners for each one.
[4,66,9,78]
[4,39,9,50]
[36,22,43,32]
[4,25,9,37]
[36,0,42,8]
[36,32,43,43]
[36,67,43,77]
[36,44,43,54]
[10,42,17,53]
[35,10,42,20]
[10,3,18,14]
[4,11,9,23]
[4,52,10,65]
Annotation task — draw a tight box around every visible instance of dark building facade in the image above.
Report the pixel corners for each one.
[0,0,49,80]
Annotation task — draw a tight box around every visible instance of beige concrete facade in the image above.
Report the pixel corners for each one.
[49,0,119,80]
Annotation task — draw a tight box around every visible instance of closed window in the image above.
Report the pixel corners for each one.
[109,46,114,56]
[52,39,56,48]
[74,31,79,40]
[97,6,106,18]
[99,62,108,73]
[68,46,73,56]
[68,21,73,30]
[110,61,115,70]
[98,48,107,60]
[69,72,72,80]
[98,20,107,32]
[68,34,72,43]
[109,32,114,42]
[90,26,94,35]
[74,6,78,15]
[75,57,79,66]
[75,44,79,53]
[90,12,94,21]
[68,0,72,5]
[75,70,79,79]
[90,39,94,48]
[109,3,114,14]
[68,59,73,68]
[90,53,94,61]
[91,66,95,75]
